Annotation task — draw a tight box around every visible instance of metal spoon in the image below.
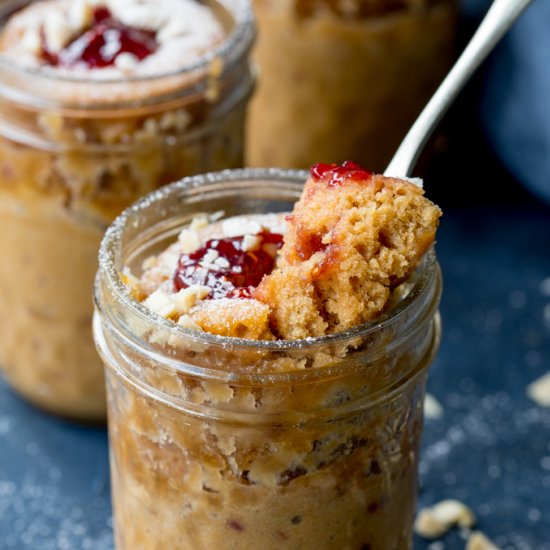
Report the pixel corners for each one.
[384,0,533,177]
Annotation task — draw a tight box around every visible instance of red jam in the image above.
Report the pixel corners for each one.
[174,232,284,299]
[41,7,158,68]
[310,161,373,187]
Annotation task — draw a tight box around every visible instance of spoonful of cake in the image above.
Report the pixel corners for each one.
[385,0,533,178]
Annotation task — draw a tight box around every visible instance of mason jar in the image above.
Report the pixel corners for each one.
[247,0,456,171]
[94,168,442,549]
[0,0,255,420]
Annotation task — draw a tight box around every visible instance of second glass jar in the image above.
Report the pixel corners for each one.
[0,0,255,420]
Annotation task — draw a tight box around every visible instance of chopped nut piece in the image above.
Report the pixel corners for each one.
[527,371,550,407]
[414,500,475,539]
[158,109,191,131]
[157,19,189,44]
[114,52,140,73]
[466,531,501,550]
[143,288,177,318]
[190,213,210,231]
[178,229,201,253]
[115,3,166,31]
[22,29,41,54]
[424,393,444,419]
[177,314,203,331]
[44,11,73,53]
[173,285,211,315]
[69,0,93,30]
[210,210,225,222]
[242,234,262,252]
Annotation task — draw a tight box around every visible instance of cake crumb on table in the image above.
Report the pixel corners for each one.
[466,531,501,550]
[424,393,444,419]
[527,371,550,406]
[414,499,475,539]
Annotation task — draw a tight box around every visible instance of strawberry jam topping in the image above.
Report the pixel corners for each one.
[174,232,284,299]
[310,161,373,187]
[41,7,158,68]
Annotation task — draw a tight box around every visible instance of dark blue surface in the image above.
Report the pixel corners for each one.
[1,199,550,549]
[0,388,112,549]
[480,0,550,205]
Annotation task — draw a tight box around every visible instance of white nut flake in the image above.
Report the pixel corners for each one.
[527,371,550,406]
[242,234,262,252]
[143,286,211,319]
[178,229,201,253]
[466,531,501,550]
[107,0,166,31]
[424,393,444,419]
[114,52,140,73]
[143,288,177,318]
[22,28,41,54]
[414,499,475,539]
[44,11,73,53]
[69,0,93,30]
[173,285,211,314]
[157,19,190,44]
[177,314,203,331]
[190,214,210,231]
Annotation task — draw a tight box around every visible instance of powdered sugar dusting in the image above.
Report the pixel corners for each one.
[0,0,224,79]
[0,378,113,549]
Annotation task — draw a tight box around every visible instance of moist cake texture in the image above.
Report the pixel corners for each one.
[130,161,441,341]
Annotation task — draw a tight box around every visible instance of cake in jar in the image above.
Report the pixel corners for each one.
[95,162,443,548]
[0,0,255,420]
[131,161,440,340]
[247,0,456,170]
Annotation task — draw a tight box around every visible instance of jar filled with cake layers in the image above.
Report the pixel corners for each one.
[0,0,255,420]
[247,0,456,170]
[94,165,443,548]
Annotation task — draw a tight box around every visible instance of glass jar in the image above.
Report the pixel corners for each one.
[94,168,442,549]
[0,0,255,420]
[247,0,456,171]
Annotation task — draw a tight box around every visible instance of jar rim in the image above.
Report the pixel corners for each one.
[96,167,440,353]
[0,0,255,108]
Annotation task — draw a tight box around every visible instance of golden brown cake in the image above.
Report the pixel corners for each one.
[131,161,441,340]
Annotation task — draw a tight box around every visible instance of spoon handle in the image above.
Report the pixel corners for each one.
[384,0,533,178]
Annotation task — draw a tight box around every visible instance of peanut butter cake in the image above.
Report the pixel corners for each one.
[248,0,456,170]
[129,161,441,342]
[0,0,254,420]
[0,0,223,80]
[95,164,443,549]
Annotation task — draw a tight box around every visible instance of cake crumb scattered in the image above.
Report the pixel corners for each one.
[414,499,475,539]
[465,531,501,550]
[527,371,550,407]
[424,393,444,419]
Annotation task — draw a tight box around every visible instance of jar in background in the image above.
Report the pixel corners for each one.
[247,0,456,171]
[94,169,442,548]
[0,0,255,420]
